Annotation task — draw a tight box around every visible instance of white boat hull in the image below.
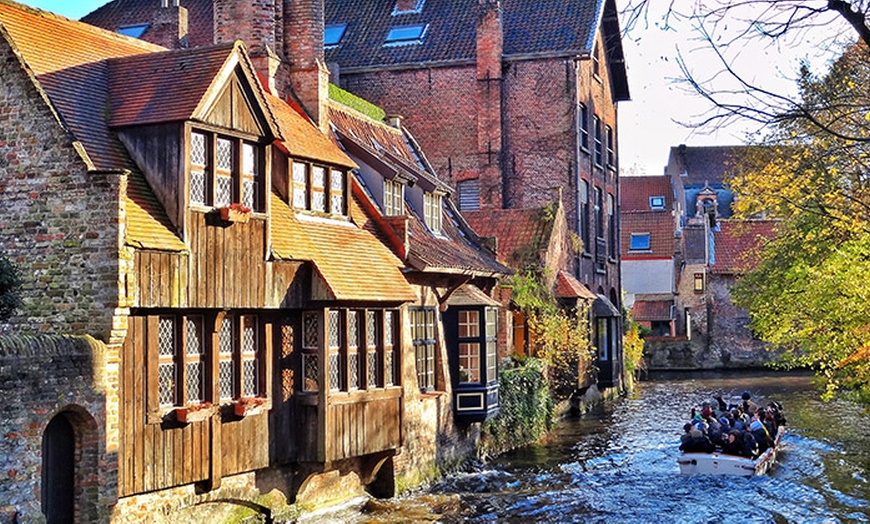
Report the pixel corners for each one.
[678,427,784,476]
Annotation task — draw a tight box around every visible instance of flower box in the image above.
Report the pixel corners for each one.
[175,403,215,424]
[218,203,252,223]
[233,397,271,417]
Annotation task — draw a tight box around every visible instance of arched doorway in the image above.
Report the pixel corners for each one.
[42,414,75,524]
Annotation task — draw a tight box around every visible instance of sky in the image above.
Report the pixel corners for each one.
[19,0,855,178]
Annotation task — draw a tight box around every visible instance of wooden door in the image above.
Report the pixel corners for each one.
[42,414,75,524]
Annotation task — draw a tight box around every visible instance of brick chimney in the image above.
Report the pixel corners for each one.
[145,1,189,49]
[476,0,503,209]
[213,0,292,96]
[283,0,330,132]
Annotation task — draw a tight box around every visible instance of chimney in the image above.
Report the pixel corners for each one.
[213,1,290,96]
[284,0,330,132]
[146,1,189,49]
[394,0,418,12]
[386,114,403,129]
[475,0,503,208]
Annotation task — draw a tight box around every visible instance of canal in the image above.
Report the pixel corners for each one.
[343,371,870,523]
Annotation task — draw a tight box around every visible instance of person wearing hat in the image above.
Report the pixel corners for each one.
[741,391,758,415]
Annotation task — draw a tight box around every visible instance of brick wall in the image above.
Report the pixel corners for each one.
[0,335,111,524]
[0,38,122,341]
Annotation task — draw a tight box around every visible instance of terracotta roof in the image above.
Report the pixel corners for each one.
[620,176,674,212]
[107,43,268,129]
[269,191,415,302]
[82,0,215,48]
[711,220,778,275]
[445,284,501,307]
[323,0,628,99]
[269,93,355,168]
[555,271,596,300]
[463,208,552,267]
[632,300,674,321]
[0,0,164,170]
[328,99,507,277]
[125,170,185,251]
[620,212,675,259]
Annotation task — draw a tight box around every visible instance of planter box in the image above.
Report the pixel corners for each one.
[233,397,271,417]
[219,206,251,223]
[175,404,216,424]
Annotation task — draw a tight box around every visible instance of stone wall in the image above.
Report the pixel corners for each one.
[0,35,122,341]
[0,335,111,524]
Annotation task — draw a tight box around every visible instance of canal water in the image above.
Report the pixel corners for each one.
[345,371,870,523]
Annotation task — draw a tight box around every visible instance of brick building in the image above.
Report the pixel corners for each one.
[320,0,630,388]
[0,0,509,520]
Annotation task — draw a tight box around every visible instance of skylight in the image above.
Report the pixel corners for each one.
[325,23,347,47]
[118,23,150,39]
[649,196,665,210]
[385,24,428,46]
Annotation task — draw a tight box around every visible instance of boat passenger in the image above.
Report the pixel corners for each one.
[680,428,715,453]
[750,420,773,453]
[741,391,759,415]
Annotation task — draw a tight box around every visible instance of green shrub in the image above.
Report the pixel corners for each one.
[0,256,22,321]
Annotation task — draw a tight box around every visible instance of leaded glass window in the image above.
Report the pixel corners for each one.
[459,342,480,383]
[312,166,326,212]
[328,310,341,390]
[411,308,436,391]
[190,132,207,205]
[384,179,404,216]
[486,308,498,382]
[185,316,204,403]
[241,315,258,397]
[330,169,344,215]
[219,316,235,400]
[385,310,396,386]
[158,316,176,406]
[348,311,360,389]
[293,162,308,209]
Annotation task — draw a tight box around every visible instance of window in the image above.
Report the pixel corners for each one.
[606,125,615,168]
[592,45,601,78]
[152,312,263,413]
[594,187,604,239]
[384,178,404,216]
[649,196,666,210]
[324,23,347,46]
[188,129,264,212]
[485,308,497,382]
[607,193,616,258]
[457,179,480,211]
[290,160,347,216]
[694,272,705,293]
[593,115,603,167]
[411,308,437,391]
[630,233,651,251]
[118,23,150,39]
[578,103,589,150]
[458,311,480,383]
[424,192,442,234]
[580,180,590,251]
[158,317,177,407]
[597,318,609,361]
[322,308,398,393]
[302,312,320,392]
[385,23,428,45]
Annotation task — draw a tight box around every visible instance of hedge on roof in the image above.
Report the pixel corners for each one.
[328,84,386,123]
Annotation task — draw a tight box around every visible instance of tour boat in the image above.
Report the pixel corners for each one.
[677,426,785,476]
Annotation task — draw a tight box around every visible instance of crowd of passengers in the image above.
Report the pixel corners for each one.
[679,391,786,458]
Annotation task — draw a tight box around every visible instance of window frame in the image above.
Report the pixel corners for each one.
[607,192,617,258]
[629,233,651,251]
[580,180,590,253]
[383,178,405,216]
[324,23,347,46]
[605,124,615,169]
[694,272,705,293]
[411,307,437,392]
[290,158,348,217]
[578,103,589,151]
[649,196,666,210]
[593,115,603,167]
[384,23,428,46]
[188,127,266,213]
[423,192,443,234]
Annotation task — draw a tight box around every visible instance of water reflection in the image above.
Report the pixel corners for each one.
[351,371,869,523]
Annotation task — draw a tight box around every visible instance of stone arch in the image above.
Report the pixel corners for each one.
[41,406,101,524]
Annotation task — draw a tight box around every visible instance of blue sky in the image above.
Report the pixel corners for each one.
[22,1,105,19]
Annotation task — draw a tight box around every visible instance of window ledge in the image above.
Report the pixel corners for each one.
[419,390,448,400]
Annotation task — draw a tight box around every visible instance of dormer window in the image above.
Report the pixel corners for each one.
[384,178,404,216]
[424,192,442,233]
[290,159,347,216]
[188,129,264,212]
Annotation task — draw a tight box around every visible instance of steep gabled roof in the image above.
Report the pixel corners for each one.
[107,41,280,139]
[270,189,415,302]
[711,220,778,275]
[555,271,596,300]
[325,0,626,93]
[620,176,674,213]
[328,97,507,277]
[0,0,164,170]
